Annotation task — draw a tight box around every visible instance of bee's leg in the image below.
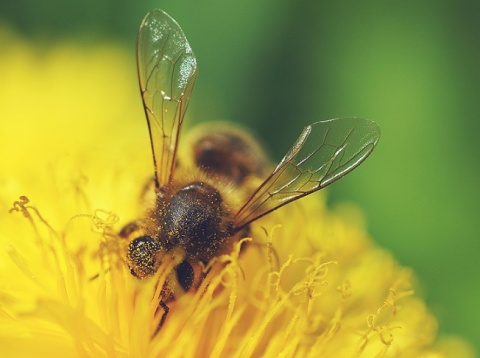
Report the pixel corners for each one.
[159,300,170,327]
[119,221,142,239]
[88,267,111,281]
[152,300,170,337]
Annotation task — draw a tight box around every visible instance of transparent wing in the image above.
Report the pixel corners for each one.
[234,118,380,230]
[137,9,198,189]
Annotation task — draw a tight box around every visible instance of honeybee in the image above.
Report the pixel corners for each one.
[121,9,380,301]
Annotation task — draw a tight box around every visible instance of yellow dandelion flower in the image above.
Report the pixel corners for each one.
[0,25,475,358]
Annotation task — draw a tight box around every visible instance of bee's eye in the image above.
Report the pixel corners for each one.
[176,260,194,292]
[127,235,159,278]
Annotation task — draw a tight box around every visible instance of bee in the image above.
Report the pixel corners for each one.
[121,9,380,301]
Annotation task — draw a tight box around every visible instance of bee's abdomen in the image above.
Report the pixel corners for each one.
[192,127,267,185]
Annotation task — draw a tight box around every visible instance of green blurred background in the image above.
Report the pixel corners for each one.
[2,0,478,351]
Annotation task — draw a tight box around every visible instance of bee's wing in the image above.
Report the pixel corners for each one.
[137,9,198,189]
[233,118,380,230]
